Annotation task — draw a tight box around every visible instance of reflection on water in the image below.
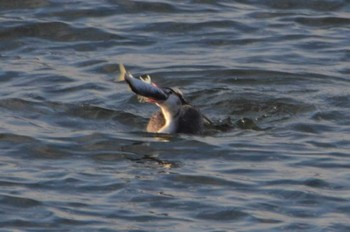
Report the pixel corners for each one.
[0,0,350,231]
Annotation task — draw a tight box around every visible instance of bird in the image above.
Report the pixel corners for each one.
[146,87,205,134]
[118,64,210,134]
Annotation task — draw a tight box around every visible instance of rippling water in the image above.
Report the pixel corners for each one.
[1,0,350,231]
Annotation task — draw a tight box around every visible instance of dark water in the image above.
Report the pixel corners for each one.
[1,0,350,231]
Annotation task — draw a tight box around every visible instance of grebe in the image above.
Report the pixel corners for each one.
[119,64,210,134]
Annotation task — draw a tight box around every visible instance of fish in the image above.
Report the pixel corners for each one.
[118,64,168,101]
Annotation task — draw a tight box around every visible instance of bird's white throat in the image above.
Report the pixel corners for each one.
[157,106,180,134]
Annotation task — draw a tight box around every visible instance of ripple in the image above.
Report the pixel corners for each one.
[1,0,350,231]
[295,16,350,27]
[0,194,42,208]
[196,207,250,220]
[0,21,123,42]
[249,0,346,11]
[0,0,48,9]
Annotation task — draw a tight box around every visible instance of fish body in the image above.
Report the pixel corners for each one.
[118,64,167,101]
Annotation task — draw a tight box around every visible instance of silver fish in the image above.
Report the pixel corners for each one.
[118,64,168,101]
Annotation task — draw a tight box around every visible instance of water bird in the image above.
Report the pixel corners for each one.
[118,64,211,134]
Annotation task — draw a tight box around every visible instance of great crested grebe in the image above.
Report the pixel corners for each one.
[119,64,210,134]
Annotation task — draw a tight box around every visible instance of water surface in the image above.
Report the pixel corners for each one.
[1,0,350,231]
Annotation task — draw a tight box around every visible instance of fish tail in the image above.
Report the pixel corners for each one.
[117,64,127,81]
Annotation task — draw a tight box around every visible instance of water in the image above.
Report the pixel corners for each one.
[1,0,349,231]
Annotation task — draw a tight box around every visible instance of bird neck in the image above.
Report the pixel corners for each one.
[157,107,180,134]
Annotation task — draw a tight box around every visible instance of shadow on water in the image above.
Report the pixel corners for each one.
[129,154,179,169]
